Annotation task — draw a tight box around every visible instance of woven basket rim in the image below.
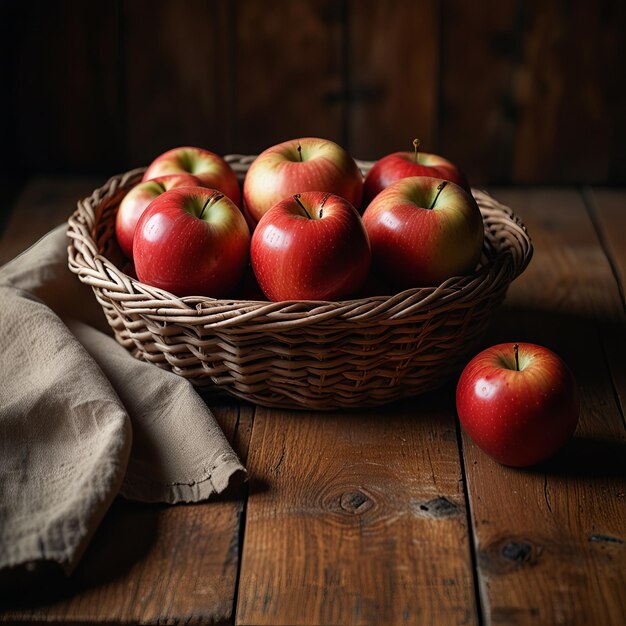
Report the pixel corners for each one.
[67,158,533,326]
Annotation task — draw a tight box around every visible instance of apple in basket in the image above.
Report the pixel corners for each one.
[362,176,484,290]
[364,139,470,204]
[133,187,250,298]
[456,343,580,466]
[243,137,363,226]
[250,192,371,301]
[115,173,203,259]
[143,146,241,206]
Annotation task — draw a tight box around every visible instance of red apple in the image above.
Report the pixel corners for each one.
[362,176,483,289]
[456,343,580,467]
[133,187,250,298]
[143,146,241,206]
[243,137,363,226]
[115,173,202,259]
[250,192,371,301]
[364,139,470,204]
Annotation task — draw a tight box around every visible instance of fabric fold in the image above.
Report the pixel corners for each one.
[0,225,246,573]
[0,286,132,573]
[69,320,246,504]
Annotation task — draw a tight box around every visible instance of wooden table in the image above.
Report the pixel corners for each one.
[1,181,625,625]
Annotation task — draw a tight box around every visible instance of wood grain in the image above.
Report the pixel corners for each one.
[439,0,521,185]
[0,403,254,625]
[236,401,478,625]
[586,189,626,303]
[509,2,625,184]
[3,2,625,184]
[3,176,626,623]
[461,189,626,625]
[440,1,626,185]
[347,0,439,160]
[123,0,235,166]
[584,187,626,425]
[0,177,103,265]
[235,0,344,154]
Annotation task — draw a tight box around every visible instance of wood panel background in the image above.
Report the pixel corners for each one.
[2,0,625,191]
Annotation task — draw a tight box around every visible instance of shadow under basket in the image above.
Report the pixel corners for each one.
[67,156,533,410]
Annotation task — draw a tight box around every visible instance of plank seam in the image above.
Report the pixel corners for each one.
[595,323,626,433]
[232,404,255,626]
[581,186,626,432]
[582,186,626,317]
[454,414,484,626]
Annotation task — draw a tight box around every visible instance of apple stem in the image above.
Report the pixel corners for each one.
[413,138,420,163]
[297,143,303,162]
[200,191,224,219]
[514,343,520,371]
[428,180,448,209]
[293,193,312,219]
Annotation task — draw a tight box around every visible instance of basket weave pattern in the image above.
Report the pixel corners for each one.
[67,156,532,409]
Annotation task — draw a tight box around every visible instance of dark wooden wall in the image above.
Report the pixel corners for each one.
[2,0,625,187]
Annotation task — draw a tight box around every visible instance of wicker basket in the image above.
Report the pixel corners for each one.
[67,156,532,410]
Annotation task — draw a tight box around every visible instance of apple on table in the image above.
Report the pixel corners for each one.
[133,186,250,298]
[456,342,580,467]
[250,191,371,301]
[362,176,484,289]
[364,139,470,204]
[243,137,363,226]
[143,146,241,207]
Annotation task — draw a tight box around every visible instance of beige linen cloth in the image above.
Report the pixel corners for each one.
[0,225,246,574]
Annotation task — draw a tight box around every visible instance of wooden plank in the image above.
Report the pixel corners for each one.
[508,2,625,184]
[461,189,626,625]
[0,177,103,265]
[347,0,439,160]
[586,189,626,303]
[440,1,626,185]
[123,0,236,166]
[10,1,125,174]
[585,188,626,420]
[235,0,344,154]
[1,403,254,625]
[439,0,520,185]
[236,401,478,626]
